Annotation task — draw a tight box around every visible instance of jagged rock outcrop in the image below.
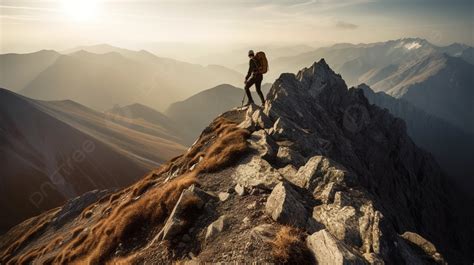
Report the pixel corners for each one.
[1,59,471,264]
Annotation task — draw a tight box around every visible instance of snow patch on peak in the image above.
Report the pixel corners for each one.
[404,42,422,50]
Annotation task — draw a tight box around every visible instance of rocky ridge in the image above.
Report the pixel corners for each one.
[0,59,471,264]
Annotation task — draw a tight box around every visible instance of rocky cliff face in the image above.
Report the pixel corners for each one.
[1,60,471,264]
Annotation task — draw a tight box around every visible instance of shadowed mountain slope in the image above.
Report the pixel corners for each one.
[106,103,184,144]
[360,84,474,196]
[0,88,185,234]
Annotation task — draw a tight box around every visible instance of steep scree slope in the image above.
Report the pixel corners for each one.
[0,59,471,264]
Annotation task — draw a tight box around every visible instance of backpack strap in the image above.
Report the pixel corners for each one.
[251,58,260,73]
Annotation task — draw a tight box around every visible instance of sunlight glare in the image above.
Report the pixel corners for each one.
[61,0,100,22]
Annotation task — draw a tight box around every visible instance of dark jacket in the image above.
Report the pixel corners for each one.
[245,58,260,80]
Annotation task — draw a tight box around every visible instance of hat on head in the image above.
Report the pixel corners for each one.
[248,50,255,56]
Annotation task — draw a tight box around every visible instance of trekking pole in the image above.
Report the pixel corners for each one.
[241,93,246,107]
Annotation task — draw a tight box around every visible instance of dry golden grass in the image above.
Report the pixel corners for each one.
[63,172,197,264]
[271,226,313,264]
[200,129,249,172]
[188,117,250,173]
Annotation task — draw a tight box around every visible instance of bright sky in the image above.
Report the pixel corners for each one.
[1,0,473,53]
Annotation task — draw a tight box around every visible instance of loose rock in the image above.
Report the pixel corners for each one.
[306,229,366,265]
[265,182,308,228]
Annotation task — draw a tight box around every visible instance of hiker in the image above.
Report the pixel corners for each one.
[244,50,268,106]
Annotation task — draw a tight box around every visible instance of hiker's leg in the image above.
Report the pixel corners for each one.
[244,78,255,104]
[255,75,265,104]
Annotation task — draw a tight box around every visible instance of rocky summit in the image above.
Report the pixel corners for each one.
[1,59,472,264]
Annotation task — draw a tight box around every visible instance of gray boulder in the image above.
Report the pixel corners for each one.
[160,185,205,240]
[265,182,308,228]
[205,215,229,242]
[306,229,367,265]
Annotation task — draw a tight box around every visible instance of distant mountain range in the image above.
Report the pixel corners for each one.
[0,45,243,111]
[2,39,471,133]
[270,38,474,133]
[0,88,185,233]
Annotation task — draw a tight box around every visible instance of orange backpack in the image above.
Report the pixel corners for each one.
[255,51,268,74]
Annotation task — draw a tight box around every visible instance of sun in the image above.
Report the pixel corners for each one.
[61,0,100,22]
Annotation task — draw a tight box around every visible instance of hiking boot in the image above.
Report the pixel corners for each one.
[244,101,254,107]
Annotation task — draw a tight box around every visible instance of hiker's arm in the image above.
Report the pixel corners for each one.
[245,60,253,81]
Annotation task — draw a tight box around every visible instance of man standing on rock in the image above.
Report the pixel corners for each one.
[244,50,267,106]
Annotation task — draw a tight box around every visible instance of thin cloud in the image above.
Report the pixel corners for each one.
[0,5,60,12]
[336,21,359,30]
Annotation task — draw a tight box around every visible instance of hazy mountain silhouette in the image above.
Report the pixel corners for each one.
[0,50,60,92]
[106,103,185,144]
[0,88,185,233]
[3,47,243,111]
[166,83,271,144]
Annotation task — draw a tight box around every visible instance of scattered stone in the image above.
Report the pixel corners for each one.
[291,156,350,196]
[334,191,351,207]
[251,109,273,130]
[312,203,357,244]
[363,253,384,264]
[246,202,256,210]
[160,185,205,240]
[277,164,298,182]
[238,104,257,130]
[268,117,294,140]
[401,232,446,264]
[250,188,261,196]
[320,182,337,204]
[242,217,250,225]
[306,229,366,265]
[265,182,308,228]
[250,224,276,242]
[235,184,247,196]
[205,215,229,242]
[359,203,382,255]
[232,155,282,190]
[277,146,305,166]
[218,192,230,202]
[249,130,278,161]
